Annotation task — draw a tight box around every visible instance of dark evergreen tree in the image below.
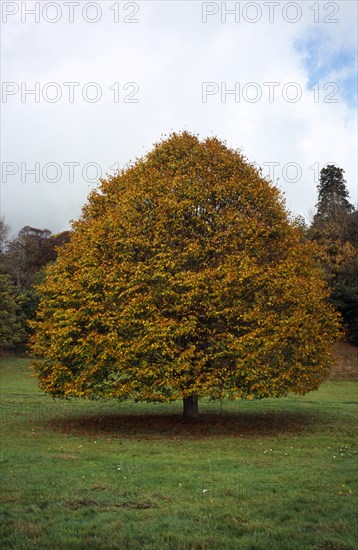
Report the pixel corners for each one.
[313,165,354,226]
[309,165,357,344]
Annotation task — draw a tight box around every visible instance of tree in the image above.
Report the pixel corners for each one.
[313,165,354,226]
[0,216,10,254]
[309,165,357,344]
[31,132,340,420]
[0,274,27,352]
[49,231,71,252]
[0,224,71,350]
[333,255,358,343]
[4,226,53,290]
[346,210,358,248]
[3,227,71,289]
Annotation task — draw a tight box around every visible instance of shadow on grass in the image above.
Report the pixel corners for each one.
[45,410,320,439]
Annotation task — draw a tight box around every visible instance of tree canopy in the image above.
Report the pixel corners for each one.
[0,220,71,352]
[0,273,27,351]
[30,132,340,419]
[309,165,357,344]
[313,165,354,223]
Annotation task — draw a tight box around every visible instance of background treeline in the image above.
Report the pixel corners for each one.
[1,164,357,353]
[0,224,70,352]
[307,165,358,345]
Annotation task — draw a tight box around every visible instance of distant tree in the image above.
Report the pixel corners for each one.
[309,165,358,344]
[0,217,10,254]
[9,226,52,289]
[4,238,26,290]
[3,226,70,290]
[346,210,358,247]
[31,133,340,420]
[0,274,27,351]
[292,214,309,242]
[313,165,354,227]
[49,231,71,254]
[1,225,71,350]
[333,255,358,342]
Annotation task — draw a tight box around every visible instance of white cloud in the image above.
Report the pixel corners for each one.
[1,0,357,234]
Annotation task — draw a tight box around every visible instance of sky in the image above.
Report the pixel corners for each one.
[1,0,357,235]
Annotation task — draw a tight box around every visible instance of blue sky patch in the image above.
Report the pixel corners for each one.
[295,36,357,107]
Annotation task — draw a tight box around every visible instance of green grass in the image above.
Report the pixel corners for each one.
[1,357,357,549]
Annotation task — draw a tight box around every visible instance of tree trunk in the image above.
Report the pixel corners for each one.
[183,396,199,421]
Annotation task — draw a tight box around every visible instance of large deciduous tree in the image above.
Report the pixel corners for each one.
[31,133,340,419]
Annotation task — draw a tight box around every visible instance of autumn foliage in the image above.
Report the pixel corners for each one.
[31,133,340,417]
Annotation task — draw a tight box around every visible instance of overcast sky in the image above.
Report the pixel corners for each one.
[1,0,357,235]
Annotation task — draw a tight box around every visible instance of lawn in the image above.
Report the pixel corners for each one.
[0,355,357,549]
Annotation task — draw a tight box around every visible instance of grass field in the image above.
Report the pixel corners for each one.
[0,353,357,549]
